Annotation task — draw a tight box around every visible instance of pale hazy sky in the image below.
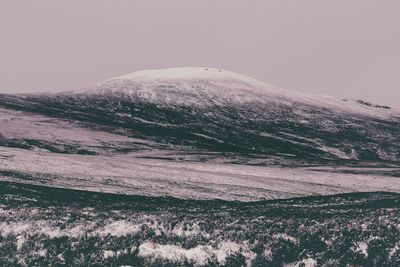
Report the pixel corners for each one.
[1,1,399,106]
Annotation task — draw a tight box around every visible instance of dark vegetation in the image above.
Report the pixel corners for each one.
[1,181,400,266]
[1,92,400,167]
[356,99,391,110]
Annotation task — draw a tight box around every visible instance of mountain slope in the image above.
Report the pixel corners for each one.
[1,67,399,166]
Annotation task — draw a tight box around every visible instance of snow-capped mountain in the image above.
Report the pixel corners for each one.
[2,68,400,266]
[1,67,399,166]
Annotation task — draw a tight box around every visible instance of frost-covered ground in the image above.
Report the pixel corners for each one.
[1,146,400,201]
[1,181,400,266]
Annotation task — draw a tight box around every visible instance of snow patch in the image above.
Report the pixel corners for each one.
[103,250,115,259]
[138,240,255,266]
[354,241,368,257]
[285,258,317,267]
[273,233,299,244]
[95,220,142,237]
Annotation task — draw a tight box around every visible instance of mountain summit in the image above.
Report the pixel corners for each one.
[106,67,267,84]
[92,67,396,118]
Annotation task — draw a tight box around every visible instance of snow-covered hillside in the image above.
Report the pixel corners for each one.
[1,146,400,201]
[1,67,399,165]
[97,67,397,119]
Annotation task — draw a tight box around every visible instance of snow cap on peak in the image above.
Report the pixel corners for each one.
[106,67,269,87]
[95,67,397,118]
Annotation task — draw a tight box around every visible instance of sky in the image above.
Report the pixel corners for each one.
[0,1,399,107]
